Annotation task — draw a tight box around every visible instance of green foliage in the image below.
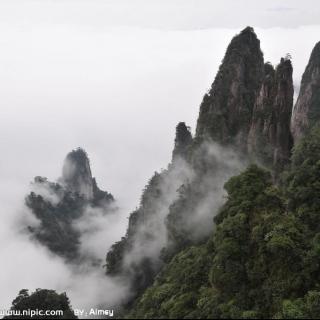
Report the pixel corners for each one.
[286,126,320,231]
[108,123,320,319]
[106,170,172,299]
[214,164,274,224]
[164,183,203,259]
[129,154,320,318]
[277,291,320,319]
[5,289,77,319]
[26,184,84,260]
[129,166,281,318]
[128,245,212,319]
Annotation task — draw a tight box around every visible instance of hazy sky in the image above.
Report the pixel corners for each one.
[0,0,320,29]
[0,1,319,207]
[0,0,320,309]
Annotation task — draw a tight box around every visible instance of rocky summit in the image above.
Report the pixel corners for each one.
[26,148,114,261]
[196,27,264,149]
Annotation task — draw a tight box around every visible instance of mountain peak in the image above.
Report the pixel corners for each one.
[26,148,114,260]
[172,122,192,161]
[237,26,259,41]
[241,26,255,33]
[62,148,94,200]
[65,148,90,168]
[226,26,260,53]
[195,27,264,148]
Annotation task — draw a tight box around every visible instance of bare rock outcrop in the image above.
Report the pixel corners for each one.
[291,42,320,143]
[248,58,294,172]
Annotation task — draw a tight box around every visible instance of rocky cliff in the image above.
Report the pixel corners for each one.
[171,122,193,161]
[105,27,298,308]
[106,125,194,300]
[196,27,264,149]
[248,58,294,173]
[26,148,114,260]
[60,148,113,204]
[291,42,320,143]
[195,27,295,173]
[105,27,320,315]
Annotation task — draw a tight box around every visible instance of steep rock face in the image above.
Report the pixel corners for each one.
[291,42,320,143]
[26,148,113,260]
[60,148,113,204]
[105,27,268,308]
[106,124,194,300]
[248,58,294,172]
[106,172,169,296]
[61,148,94,200]
[196,27,264,149]
[172,122,193,161]
[128,127,320,319]
[106,27,308,314]
[106,168,192,298]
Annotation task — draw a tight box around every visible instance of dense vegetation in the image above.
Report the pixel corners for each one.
[26,178,85,260]
[4,289,76,319]
[128,126,320,319]
[106,171,169,296]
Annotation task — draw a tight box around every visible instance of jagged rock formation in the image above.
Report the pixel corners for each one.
[291,42,320,143]
[106,125,194,300]
[172,122,192,161]
[105,26,298,309]
[106,116,244,305]
[248,58,294,172]
[60,148,113,204]
[129,126,320,319]
[196,27,295,173]
[26,148,114,260]
[106,172,168,297]
[105,27,320,318]
[196,27,264,149]
[61,148,94,200]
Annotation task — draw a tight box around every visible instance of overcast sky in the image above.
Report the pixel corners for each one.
[1,0,320,29]
[0,0,319,207]
[0,0,320,309]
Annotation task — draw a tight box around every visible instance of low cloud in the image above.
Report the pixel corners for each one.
[0,168,129,311]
